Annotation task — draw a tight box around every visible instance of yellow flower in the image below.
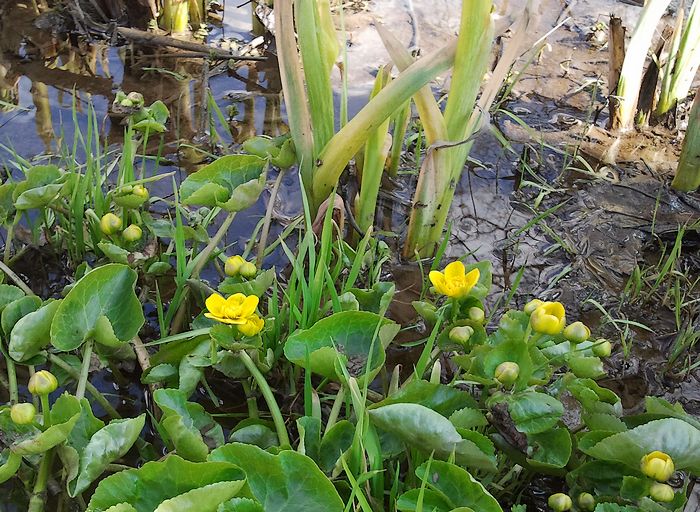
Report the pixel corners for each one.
[205,293,259,325]
[238,314,264,337]
[641,451,675,482]
[530,301,566,335]
[429,261,480,299]
[524,298,544,314]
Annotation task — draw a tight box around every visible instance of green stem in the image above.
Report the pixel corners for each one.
[40,394,51,428]
[324,385,346,435]
[1,344,18,404]
[0,259,35,296]
[28,449,54,512]
[75,340,94,401]
[191,211,236,278]
[256,169,286,267]
[241,380,259,419]
[4,213,20,265]
[238,351,290,448]
[48,354,120,418]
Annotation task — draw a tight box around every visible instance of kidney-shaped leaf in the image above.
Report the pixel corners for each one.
[87,456,246,512]
[209,443,344,512]
[9,299,61,362]
[284,311,399,383]
[581,418,700,473]
[51,264,144,351]
[492,391,564,434]
[415,460,502,512]
[12,413,80,455]
[69,414,146,497]
[368,403,496,471]
[180,155,266,212]
[153,481,246,512]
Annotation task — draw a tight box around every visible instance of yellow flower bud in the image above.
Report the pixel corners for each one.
[592,340,612,357]
[530,302,566,335]
[100,213,122,235]
[468,307,485,324]
[239,261,257,279]
[122,224,143,242]
[224,255,247,277]
[238,314,264,337]
[547,493,572,512]
[563,322,590,343]
[649,482,675,502]
[449,326,474,345]
[132,184,149,199]
[494,361,520,386]
[524,299,544,314]
[641,451,674,482]
[10,403,36,425]
[577,492,595,512]
[28,370,58,396]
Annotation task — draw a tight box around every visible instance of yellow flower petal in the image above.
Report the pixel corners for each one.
[205,293,226,317]
[238,314,264,337]
[240,295,259,318]
[444,261,465,281]
[429,271,447,293]
[464,268,480,290]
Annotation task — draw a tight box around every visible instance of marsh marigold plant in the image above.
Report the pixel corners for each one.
[429,261,480,299]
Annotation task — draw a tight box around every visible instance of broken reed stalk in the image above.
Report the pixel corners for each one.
[672,92,700,191]
[608,16,626,126]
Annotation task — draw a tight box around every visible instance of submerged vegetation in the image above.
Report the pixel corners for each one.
[0,0,699,511]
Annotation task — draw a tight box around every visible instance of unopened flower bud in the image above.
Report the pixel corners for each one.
[577,492,595,512]
[641,451,674,482]
[10,403,36,425]
[100,213,122,235]
[239,261,257,279]
[28,370,58,396]
[524,299,544,314]
[449,326,474,345]
[122,224,143,242]
[468,307,485,324]
[132,184,149,199]
[563,322,590,343]
[592,340,612,357]
[547,493,572,512]
[649,482,674,503]
[494,361,520,387]
[225,255,246,277]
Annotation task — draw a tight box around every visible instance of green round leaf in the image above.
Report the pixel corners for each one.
[209,443,344,512]
[581,417,700,473]
[154,481,246,512]
[87,456,246,512]
[180,155,267,212]
[51,264,144,351]
[283,311,399,383]
[12,413,80,455]
[8,299,60,362]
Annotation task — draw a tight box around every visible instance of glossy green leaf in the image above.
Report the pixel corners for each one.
[12,413,80,455]
[229,422,278,450]
[154,388,224,462]
[209,443,344,512]
[87,456,246,512]
[217,498,265,512]
[581,418,700,473]
[296,416,321,461]
[69,415,146,496]
[1,295,41,337]
[449,407,488,429]
[526,427,572,469]
[396,488,451,512]
[346,282,395,315]
[219,269,276,297]
[492,391,563,434]
[0,450,21,484]
[8,299,60,361]
[318,420,354,473]
[284,311,399,383]
[51,393,105,452]
[104,505,137,512]
[567,355,605,379]
[0,284,25,311]
[368,403,496,471]
[644,397,700,430]
[154,481,246,512]
[370,380,477,417]
[51,264,144,351]
[180,155,267,212]
[13,165,66,210]
[98,242,130,264]
[414,460,502,512]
